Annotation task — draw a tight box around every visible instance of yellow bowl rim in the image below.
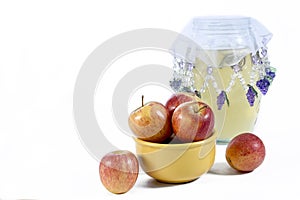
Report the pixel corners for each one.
[133,131,217,149]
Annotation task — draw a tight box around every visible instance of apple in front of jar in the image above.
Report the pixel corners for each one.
[128,96,172,143]
[172,101,214,142]
[165,92,201,116]
[226,133,266,172]
[99,150,139,194]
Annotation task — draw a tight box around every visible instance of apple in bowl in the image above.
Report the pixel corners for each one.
[172,101,215,142]
[165,92,201,116]
[128,96,172,143]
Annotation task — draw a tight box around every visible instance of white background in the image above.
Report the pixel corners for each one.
[1,0,299,199]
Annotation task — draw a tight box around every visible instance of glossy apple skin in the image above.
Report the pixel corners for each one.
[226,133,265,172]
[128,101,172,143]
[172,101,214,142]
[99,150,139,194]
[165,92,201,116]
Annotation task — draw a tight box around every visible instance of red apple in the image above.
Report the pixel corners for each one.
[226,133,265,172]
[172,101,214,142]
[165,92,201,116]
[99,150,139,194]
[128,96,172,143]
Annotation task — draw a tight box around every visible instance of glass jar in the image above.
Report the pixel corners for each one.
[170,16,276,143]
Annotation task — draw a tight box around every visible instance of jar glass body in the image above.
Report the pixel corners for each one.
[193,52,261,143]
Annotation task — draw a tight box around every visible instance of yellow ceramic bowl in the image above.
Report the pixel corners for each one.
[134,131,217,183]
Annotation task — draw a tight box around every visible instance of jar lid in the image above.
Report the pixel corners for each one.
[172,16,272,67]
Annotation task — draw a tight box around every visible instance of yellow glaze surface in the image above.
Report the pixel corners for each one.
[134,131,217,183]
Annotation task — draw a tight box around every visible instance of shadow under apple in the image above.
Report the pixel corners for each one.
[208,162,246,175]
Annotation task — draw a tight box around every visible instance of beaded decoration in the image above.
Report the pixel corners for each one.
[169,47,276,109]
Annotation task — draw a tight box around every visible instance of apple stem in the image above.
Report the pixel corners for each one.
[195,105,207,113]
[142,95,144,107]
